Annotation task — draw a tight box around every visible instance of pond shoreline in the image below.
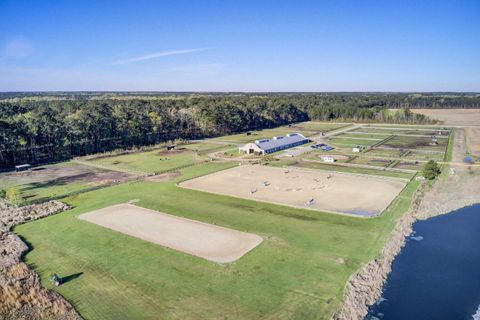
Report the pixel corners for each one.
[334,164,480,320]
[367,204,480,319]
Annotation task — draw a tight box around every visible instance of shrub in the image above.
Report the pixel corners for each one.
[6,187,23,206]
[422,160,441,180]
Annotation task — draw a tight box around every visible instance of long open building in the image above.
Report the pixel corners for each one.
[239,133,309,155]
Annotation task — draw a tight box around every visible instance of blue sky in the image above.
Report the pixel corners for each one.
[0,0,479,91]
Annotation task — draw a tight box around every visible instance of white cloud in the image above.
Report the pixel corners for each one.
[111,47,213,65]
[3,38,33,59]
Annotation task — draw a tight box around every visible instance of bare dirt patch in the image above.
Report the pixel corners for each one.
[156,148,188,156]
[411,109,480,126]
[78,204,263,263]
[180,165,406,216]
[145,171,181,182]
[1,164,135,189]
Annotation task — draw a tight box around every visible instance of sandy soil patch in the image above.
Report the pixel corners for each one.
[180,165,406,216]
[411,109,480,126]
[465,127,480,156]
[78,204,263,263]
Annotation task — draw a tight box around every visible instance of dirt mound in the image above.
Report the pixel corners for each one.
[0,201,81,319]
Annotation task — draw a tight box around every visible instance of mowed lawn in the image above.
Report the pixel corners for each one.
[15,162,418,320]
[90,148,201,174]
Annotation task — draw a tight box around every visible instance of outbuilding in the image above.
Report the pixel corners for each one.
[352,145,362,153]
[239,133,309,155]
[15,164,31,172]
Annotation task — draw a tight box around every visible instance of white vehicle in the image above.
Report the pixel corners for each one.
[322,156,335,163]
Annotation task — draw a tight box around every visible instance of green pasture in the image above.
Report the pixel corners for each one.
[326,137,379,147]
[364,148,405,158]
[292,161,414,180]
[348,156,393,168]
[15,161,419,320]
[90,148,202,174]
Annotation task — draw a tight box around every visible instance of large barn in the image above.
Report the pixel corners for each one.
[239,133,309,155]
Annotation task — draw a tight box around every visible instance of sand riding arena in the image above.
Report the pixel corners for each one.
[79,204,262,263]
[180,165,407,216]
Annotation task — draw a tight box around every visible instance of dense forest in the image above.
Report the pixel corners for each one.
[1,93,479,168]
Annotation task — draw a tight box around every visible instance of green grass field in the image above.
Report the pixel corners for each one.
[364,148,405,158]
[14,161,418,320]
[293,160,414,180]
[9,121,454,320]
[211,128,316,144]
[90,148,202,174]
[339,133,391,140]
[348,156,393,168]
[326,137,379,147]
[290,122,351,132]
[354,127,449,136]
[401,150,445,161]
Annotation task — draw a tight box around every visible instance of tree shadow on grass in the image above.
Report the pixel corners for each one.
[61,272,83,284]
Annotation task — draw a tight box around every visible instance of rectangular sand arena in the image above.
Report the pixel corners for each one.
[180,165,406,216]
[78,204,263,263]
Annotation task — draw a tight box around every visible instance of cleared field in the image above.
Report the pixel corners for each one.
[15,160,419,319]
[380,135,448,151]
[466,127,480,156]
[365,148,405,158]
[411,109,480,126]
[180,165,405,216]
[183,142,232,152]
[401,150,445,161]
[0,162,134,204]
[289,121,350,132]
[211,129,315,144]
[327,137,379,147]
[342,132,392,139]
[352,127,448,136]
[393,161,422,171]
[349,156,392,168]
[79,204,262,263]
[90,147,201,174]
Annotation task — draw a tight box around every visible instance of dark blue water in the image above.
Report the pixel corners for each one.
[367,204,480,320]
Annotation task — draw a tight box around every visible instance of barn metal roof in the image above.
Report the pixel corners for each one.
[254,133,308,151]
